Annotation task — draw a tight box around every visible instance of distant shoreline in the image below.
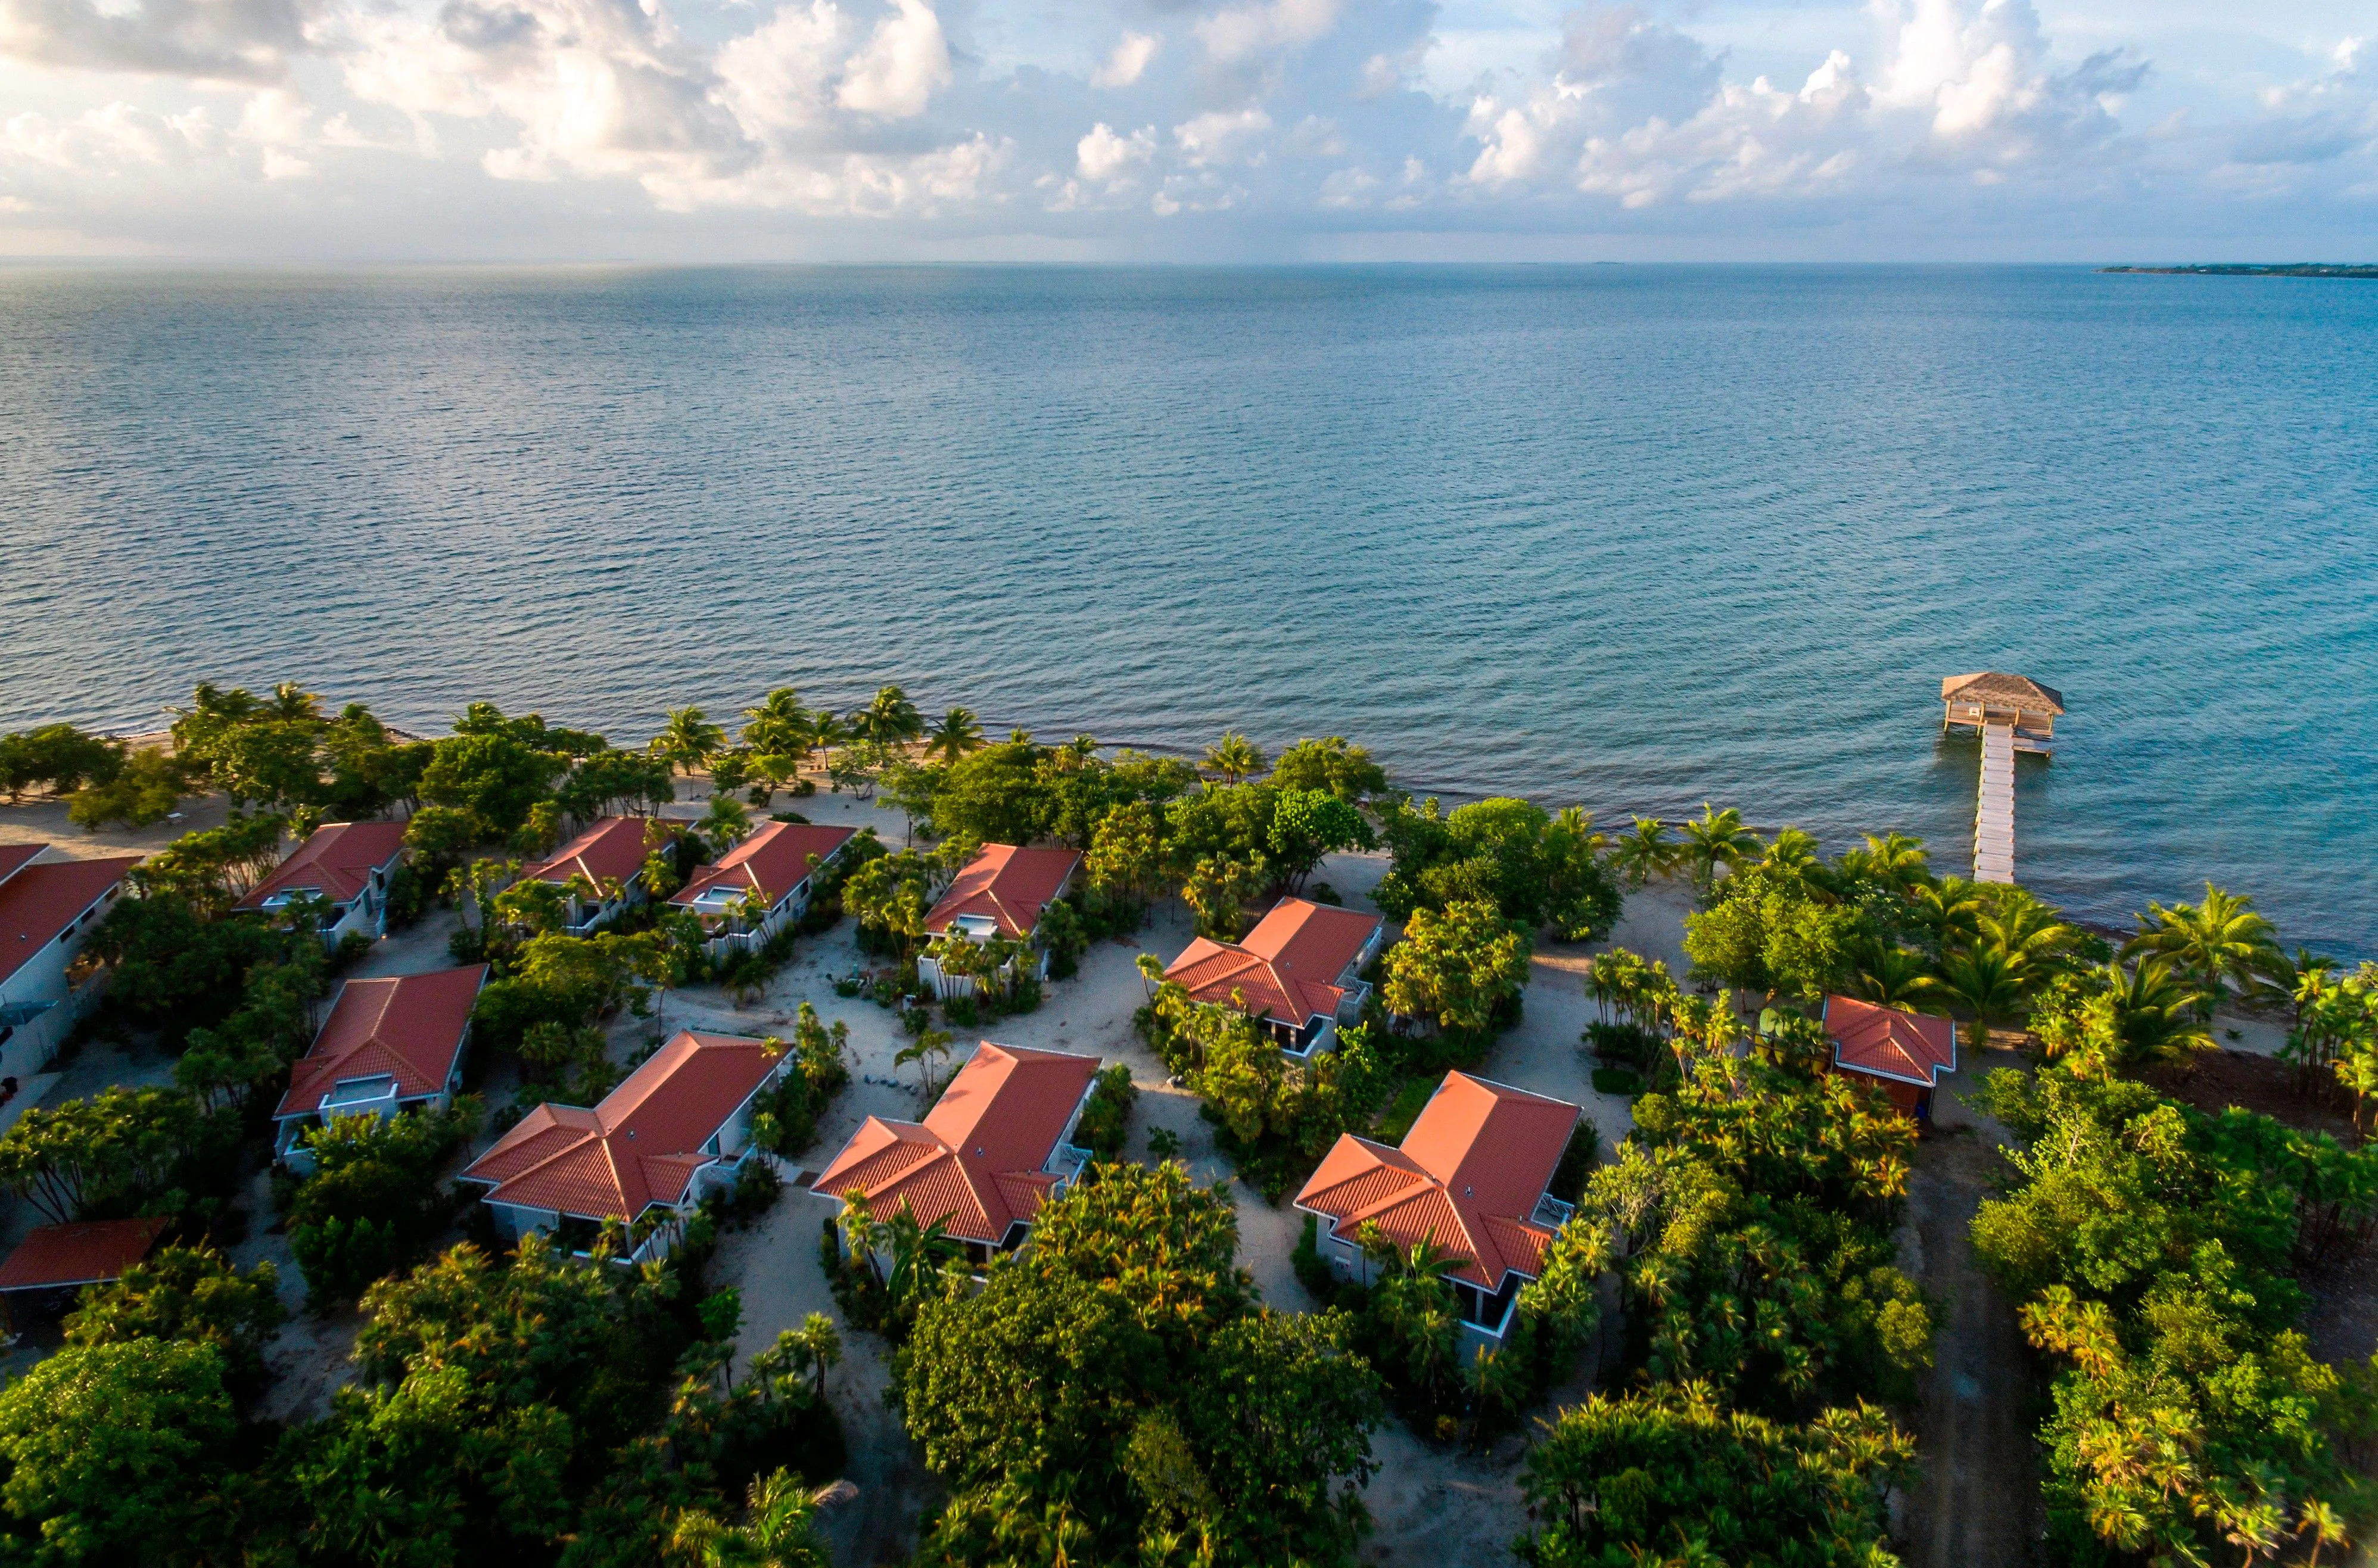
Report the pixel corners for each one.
[2101,263,2378,279]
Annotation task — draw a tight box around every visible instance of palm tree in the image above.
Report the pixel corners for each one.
[854,685,924,749]
[699,794,752,851]
[1857,832,1932,896]
[884,1208,961,1311]
[923,707,985,764]
[2337,1050,2378,1135]
[668,1468,832,1568]
[1923,947,2031,1049]
[2295,1500,2348,1568]
[785,1312,841,1399]
[1847,941,1934,1010]
[1761,826,1821,873]
[739,688,810,755]
[2102,959,2214,1069]
[653,707,726,777]
[1612,817,1674,888]
[267,682,323,721]
[1974,887,2078,972]
[1200,732,1264,785]
[1675,804,1760,891]
[2126,883,2284,1021]
[1907,876,1984,954]
[807,711,850,775]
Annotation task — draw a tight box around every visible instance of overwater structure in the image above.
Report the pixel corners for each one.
[1940,671,2064,885]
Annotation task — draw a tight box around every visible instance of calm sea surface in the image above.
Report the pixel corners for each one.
[2,266,2373,954]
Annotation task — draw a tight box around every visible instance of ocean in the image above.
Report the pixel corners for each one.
[2,265,2373,956]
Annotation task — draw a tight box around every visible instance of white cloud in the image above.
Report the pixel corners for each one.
[1090,29,1156,89]
[1174,106,1272,166]
[1076,120,1152,181]
[834,0,948,117]
[1194,0,1341,65]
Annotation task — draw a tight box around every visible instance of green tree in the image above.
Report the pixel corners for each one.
[0,723,125,802]
[1200,732,1265,785]
[1266,788,1372,893]
[0,1085,207,1224]
[652,707,728,776]
[1610,817,1674,889]
[0,1339,237,1567]
[739,689,812,758]
[66,748,193,830]
[1087,799,1166,909]
[129,811,288,913]
[1268,736,1386,801]
[1517,1383,1915,1568]
[64,1243,285,1392]
[1383,898,1532,1041]
[1674,802,1761,892]
[2127,883,2284,1021]
[287,1105,477,1302]
[923,707,986,764]
[419,732,565,836]
[854,686,924,749]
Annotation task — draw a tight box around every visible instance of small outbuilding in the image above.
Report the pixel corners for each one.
[0,1215,170,1330]
[1823,994,1957,1120]
[1940,672,2064,753]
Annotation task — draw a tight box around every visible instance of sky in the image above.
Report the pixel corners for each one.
[0,0,2371,259]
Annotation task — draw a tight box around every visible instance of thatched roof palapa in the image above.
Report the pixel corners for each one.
[1940,671,2065,713]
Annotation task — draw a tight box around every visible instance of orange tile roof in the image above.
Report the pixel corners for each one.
[0,847,42,883]
[461,1031,783,1222]
[0,1217,167,1292]
[236,821,409,911]
[274,965,487,1121]
[0,853,138,989]
[923,844,1081,939]
[521,816,678,889]
[670,820,855,911]
[1823,995,1957,1087]
[1163,898,1380,1025]
[1293,1072,1577,1292]
[811,1042,1099,1245]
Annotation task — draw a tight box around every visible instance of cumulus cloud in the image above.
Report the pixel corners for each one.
[0,0,2373,254]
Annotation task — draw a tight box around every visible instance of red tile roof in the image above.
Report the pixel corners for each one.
[461,1031,783,1222]
[923,844,1081,939]
[811,1042,1098,1245]
[1824,995,1957,1088]
[275,965,487,1121]
[1164,898,1381,1026]
[670,820,855,911]
[1293,1072,1578,1292]
[236,821,408,911]
[0,1217,168,1292]
[0,847,42,884]
[522,816,678,890]
[0,853,138,990]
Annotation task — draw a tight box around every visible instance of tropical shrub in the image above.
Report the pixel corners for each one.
[750,1004,852,1156]
[63,1243,286,1393]
[1381,898,1531,1052]
[1075,1063,1137,1160]
[284,1104,477,1303]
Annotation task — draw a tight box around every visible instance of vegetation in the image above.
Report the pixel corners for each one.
[281,1103,479,1303]
[748,1004,853,1156]
[63,1243,286,1393]
[1373,797,1621,943]
[898,1162,1384,1567]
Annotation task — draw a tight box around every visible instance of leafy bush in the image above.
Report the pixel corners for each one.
[1075,1064,1137,1160]
[64,1243,285,1393]
[749,1004,851,1158]
[1582,1019,1661,1069]
[284,1103,477,1303]
[1590,1067,1643,1098]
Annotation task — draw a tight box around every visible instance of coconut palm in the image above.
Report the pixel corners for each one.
[1907,876,1984,954]
[1847,941,1934,1010]
[1611,817,1675,888]
[1201,731,1265,785]
[807,711,851,775]
[1853,832,1932,897]
[652,707,726,776]
[268,682,323,721]
[784,1311,842,1399]
[923,707,985,764]
[739,688,810,755]
[2102,959,2214,1069]
[1923,947,2031,1049]
[2295,1500,2349,1568]
[2337,1050,2378,1135]
[2126,883,2284,1021]
[883,1207,961,1311]
[1974,886,2079,972]
[699,794,752,851]
[1676,803,1760,891]
[854,685,924,750]
[1761,826,1822,873]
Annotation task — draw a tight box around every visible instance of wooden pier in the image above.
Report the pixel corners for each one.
[1940,672,2063,886]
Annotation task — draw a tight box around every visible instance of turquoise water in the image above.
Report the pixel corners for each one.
[2,266,2373,954]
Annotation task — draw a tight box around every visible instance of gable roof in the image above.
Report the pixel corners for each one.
[236,820,409,911]
[1824,995,1958,1087]
[0,847,42,885]
[0,1217,168,1292]
[461,1031,782,1222]
[0,853,138,990]
[1163,898,1381,1025]
[1941,671,2065,714]
[275,965,487,1121]
[521,816,678,890]
[923,844,1082,939]
[670,820,855,911]
[811,1042,1099,1245]
[1293,1072,1578,1292]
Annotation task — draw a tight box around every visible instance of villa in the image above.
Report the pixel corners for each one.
[668,820,855,957]
[0,847,139,1080]
[235,820,409,946]
[1823,994,1957,1120]
[1162,897,1384,1056]
[518,816,680,934]
[916,844,1082,998]
[272,964,488,1169]
[1294,1072,1582,1351]
[811,1041,1100,1268]
[459,1029,786,1263]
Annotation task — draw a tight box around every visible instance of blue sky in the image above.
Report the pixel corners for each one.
[0,0,2370,259]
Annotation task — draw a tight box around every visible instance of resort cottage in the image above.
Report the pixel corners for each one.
[811,1041,1101,1268]
[460,1029,786,1264]
[1163,897,1384,1057]
[518,816,681,934]
[1295,1072,1582,1352]
[0,1217,169,1330]
[1823,994,1958,1121]
[669,820,856,957]
[272,964,488,1169]
[915,844,1082,999]
[235,820,409,947]
[0,846,138,1079]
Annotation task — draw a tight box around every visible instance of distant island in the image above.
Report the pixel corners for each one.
[2102,263,2378,278]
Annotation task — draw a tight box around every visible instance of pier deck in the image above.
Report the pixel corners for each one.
[1974,723,2016,884]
